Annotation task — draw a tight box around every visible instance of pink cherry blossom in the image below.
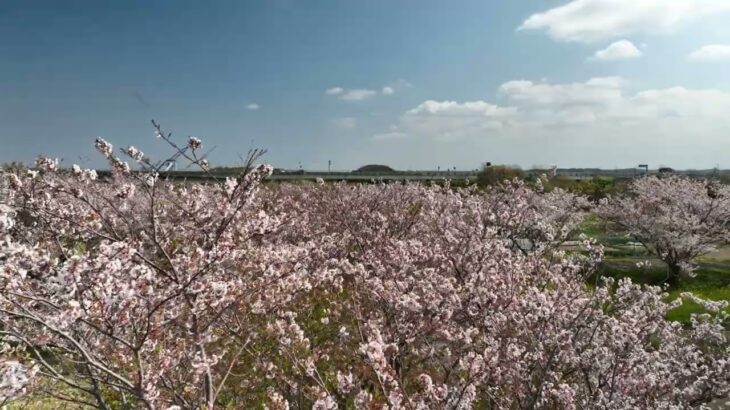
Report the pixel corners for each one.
[0,128,727,409]
[598,175,730,284]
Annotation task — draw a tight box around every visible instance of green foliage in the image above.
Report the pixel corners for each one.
[665,288,730,325]
[1,161,27,173]
[545,176,626,201]
[476,165,525,187]
[578,214,729,327]
[591,258,730,326]
[354,164,395,173]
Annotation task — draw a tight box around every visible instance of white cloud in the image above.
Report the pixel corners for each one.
[400,101,517,140]
[246,103,260,110]
[381,77,730,141]
[630,87,730,118]
[688,44,730,62]
[498,77,625,106]
[325,87,344,96]
[591,40,642,61]
[327,85,400,101]
[339,89,377,101]
[372,131,409,141]
[329,117,357,129]
[407,100,516,117]
[519,0,730,43]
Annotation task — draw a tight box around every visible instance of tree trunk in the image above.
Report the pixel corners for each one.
[667,263,681,288]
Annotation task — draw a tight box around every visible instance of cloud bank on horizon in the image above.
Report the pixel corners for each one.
[361,0,730,169]
[386,77,730,140]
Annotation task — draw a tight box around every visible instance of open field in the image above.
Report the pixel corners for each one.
[575,214,730,325]
[598,256,730,324]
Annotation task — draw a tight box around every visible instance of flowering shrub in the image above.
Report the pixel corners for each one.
[0,132,728,408]
[598,175,730,285]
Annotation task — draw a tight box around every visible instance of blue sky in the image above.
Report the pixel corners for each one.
[2,0,730,170]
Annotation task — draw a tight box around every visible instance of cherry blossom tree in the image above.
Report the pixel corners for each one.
[257,181,727,408]
[480,177,590,253]
[0,130,728,409]
[1,126,281,408]
[1,355,36,407]
[598,175,730,285]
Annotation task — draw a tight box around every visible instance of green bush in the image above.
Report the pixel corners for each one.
[476,165,525,187]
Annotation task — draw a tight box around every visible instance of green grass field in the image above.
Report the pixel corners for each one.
[578,215,730,327]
